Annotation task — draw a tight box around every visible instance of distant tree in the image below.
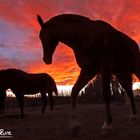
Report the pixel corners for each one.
[82,74,125,103]
[111,75,125,103]
[82,75,102,103]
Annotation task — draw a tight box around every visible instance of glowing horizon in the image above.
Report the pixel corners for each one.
[6,82,140,97]
[6,85,73,97]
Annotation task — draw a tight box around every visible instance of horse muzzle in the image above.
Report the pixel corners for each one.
[43,57,52,64]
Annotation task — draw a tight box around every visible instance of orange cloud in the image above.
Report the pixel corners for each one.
[25,43,80,85]
[0,0,140,86]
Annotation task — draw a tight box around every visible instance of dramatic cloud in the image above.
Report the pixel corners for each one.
[0,0,140,85]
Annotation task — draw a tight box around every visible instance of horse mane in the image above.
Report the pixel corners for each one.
[48,14,91,23]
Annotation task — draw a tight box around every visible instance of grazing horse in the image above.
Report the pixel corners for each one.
[37,14,140,130]
[0,69,58,118]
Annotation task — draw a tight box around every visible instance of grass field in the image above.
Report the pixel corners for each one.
[0,97,140,140]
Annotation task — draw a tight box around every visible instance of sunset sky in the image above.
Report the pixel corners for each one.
[0,0,140,86]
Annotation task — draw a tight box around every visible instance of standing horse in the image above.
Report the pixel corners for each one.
[37,14,140,130]
[0,69,58,118]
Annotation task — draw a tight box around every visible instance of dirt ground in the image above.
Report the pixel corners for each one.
[0,102,140,140]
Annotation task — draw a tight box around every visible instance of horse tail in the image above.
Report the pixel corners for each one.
[48,80,58,110]
[53,83,58,96]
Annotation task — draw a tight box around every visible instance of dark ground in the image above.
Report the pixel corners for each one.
[0,97,140,140]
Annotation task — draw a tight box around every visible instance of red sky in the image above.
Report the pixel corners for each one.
[0,0,140,85]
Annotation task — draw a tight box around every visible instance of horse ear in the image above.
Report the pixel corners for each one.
[37,15,44,28]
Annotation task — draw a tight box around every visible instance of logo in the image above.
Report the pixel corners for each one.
[0,129,13,138]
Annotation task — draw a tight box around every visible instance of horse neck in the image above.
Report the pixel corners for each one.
[50,23,78,50]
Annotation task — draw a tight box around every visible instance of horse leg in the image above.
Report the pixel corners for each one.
[41,92,47,113]
[15,93,24,118]
[101,66,112,130]
[71,69,95,110]
[116,72,137,121]
[0,90,6,114]
[69,69,95,132]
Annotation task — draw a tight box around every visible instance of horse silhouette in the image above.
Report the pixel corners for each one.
[37,14,140,130]
[0,69,58,118]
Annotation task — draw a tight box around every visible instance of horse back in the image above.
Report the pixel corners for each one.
[0,69,56,93]
[48,14,90,23]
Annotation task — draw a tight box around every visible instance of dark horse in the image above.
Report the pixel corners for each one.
[0,69,58,118]
[37,14,140,130]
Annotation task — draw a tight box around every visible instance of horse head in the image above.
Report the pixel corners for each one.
[37,15,58,64]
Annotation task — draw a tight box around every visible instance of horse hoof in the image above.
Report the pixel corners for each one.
[128,114,137,121]
[101,121,112,130]
[100,121,112,136]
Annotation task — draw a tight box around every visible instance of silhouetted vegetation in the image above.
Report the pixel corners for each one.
[80,75,125,104]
